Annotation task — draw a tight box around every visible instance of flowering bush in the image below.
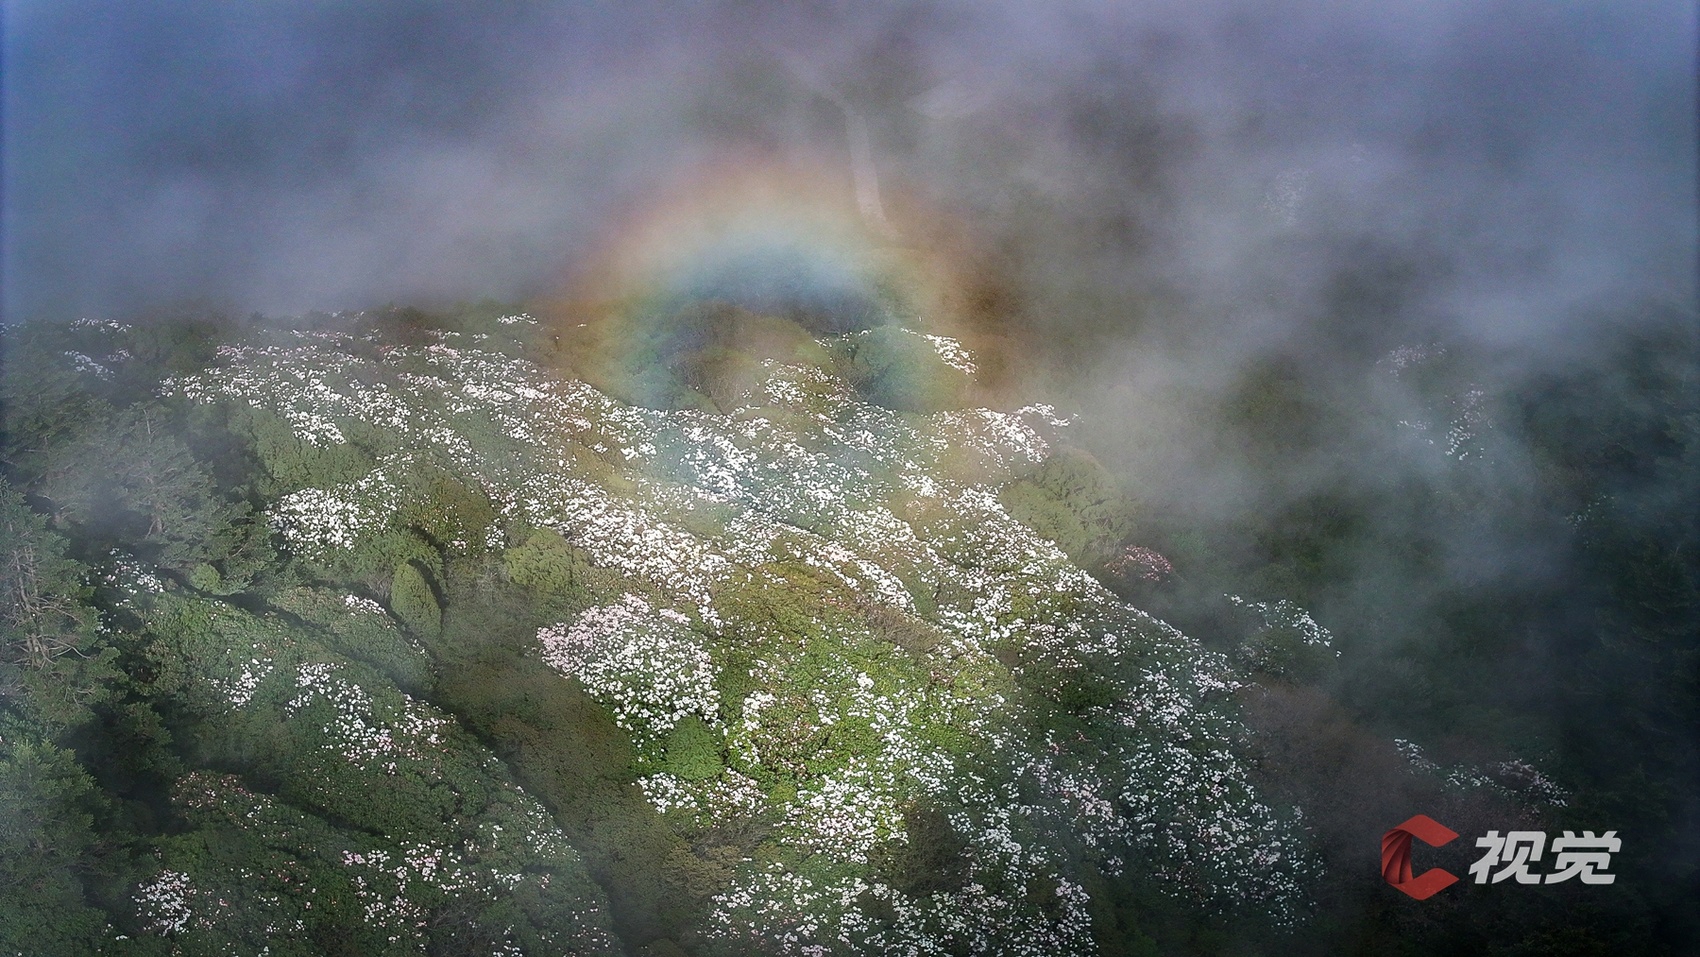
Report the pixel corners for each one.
[539,594,719,742]
[1226,595,1338,678]
[129,583,622,955]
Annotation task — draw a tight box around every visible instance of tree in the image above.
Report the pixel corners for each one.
[0,733,111,953]
[42,404,234,572]
[0,322,111,485]
[0,480,95,672]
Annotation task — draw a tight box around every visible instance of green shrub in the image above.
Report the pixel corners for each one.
[271,588,431,691]
[661,717,725,782]
[389,562,441,637]
[1000,446,1139,567]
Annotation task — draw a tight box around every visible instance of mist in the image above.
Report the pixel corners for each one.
[3,0,1700,951]
[7,0,1693,507]
[6,1,1689,326]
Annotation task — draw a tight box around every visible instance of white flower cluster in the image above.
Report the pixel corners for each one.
[344,593,387,616]
[1377,343,1445,375]
[783,757,905,862]
[1107,545,1174,583]
[102,550,166,597]
[933,635,1319,923]
[511,476,732,619]
[340,848,431,933]
[266,456,426,562]
[538,595,719,740]
[1493,758,1570,808]
[1395,739,1569,808]
[166,342,373,446]
[268,486,380,560]
[638,769,764,820]
[753,359,859,419]
[1444,385,1490,461]
[920,499,1109,656]
[149,600,300,714]
[339,842,487,934]
[209,655,275,708]
[145,769,620,955]
[71,317,133,333]
[722,517,917,612]
[1103,720,1312,915]
[707,642,1162,951]
[709,864,1096,957]
[64,350,114,378]
[286,661,448,767]
[1373,345,1493,462]
[933,407,1056,468]
[913,331,977,375]
[135,869,197,935]
[1227,595,1337,650]
[170,330,1078,635]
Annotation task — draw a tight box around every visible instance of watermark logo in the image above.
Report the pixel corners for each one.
[1381,814,1460,900]
[1383,817,1620,899]
[1470,830,1620,885]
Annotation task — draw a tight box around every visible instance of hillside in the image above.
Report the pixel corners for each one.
[0,304,1646,956]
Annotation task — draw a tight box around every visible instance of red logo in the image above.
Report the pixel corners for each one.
[1382,814,1460,900]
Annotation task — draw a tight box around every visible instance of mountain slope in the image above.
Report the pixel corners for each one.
[146,311,1315,955]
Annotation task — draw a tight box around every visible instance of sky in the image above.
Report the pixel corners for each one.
[3,0,1692,337]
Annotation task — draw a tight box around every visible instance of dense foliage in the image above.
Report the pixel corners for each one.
[0,302,1691,956]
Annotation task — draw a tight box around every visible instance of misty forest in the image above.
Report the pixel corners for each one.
[2,3,1696,957]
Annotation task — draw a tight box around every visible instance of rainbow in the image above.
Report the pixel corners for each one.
[536,156,1015,409]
